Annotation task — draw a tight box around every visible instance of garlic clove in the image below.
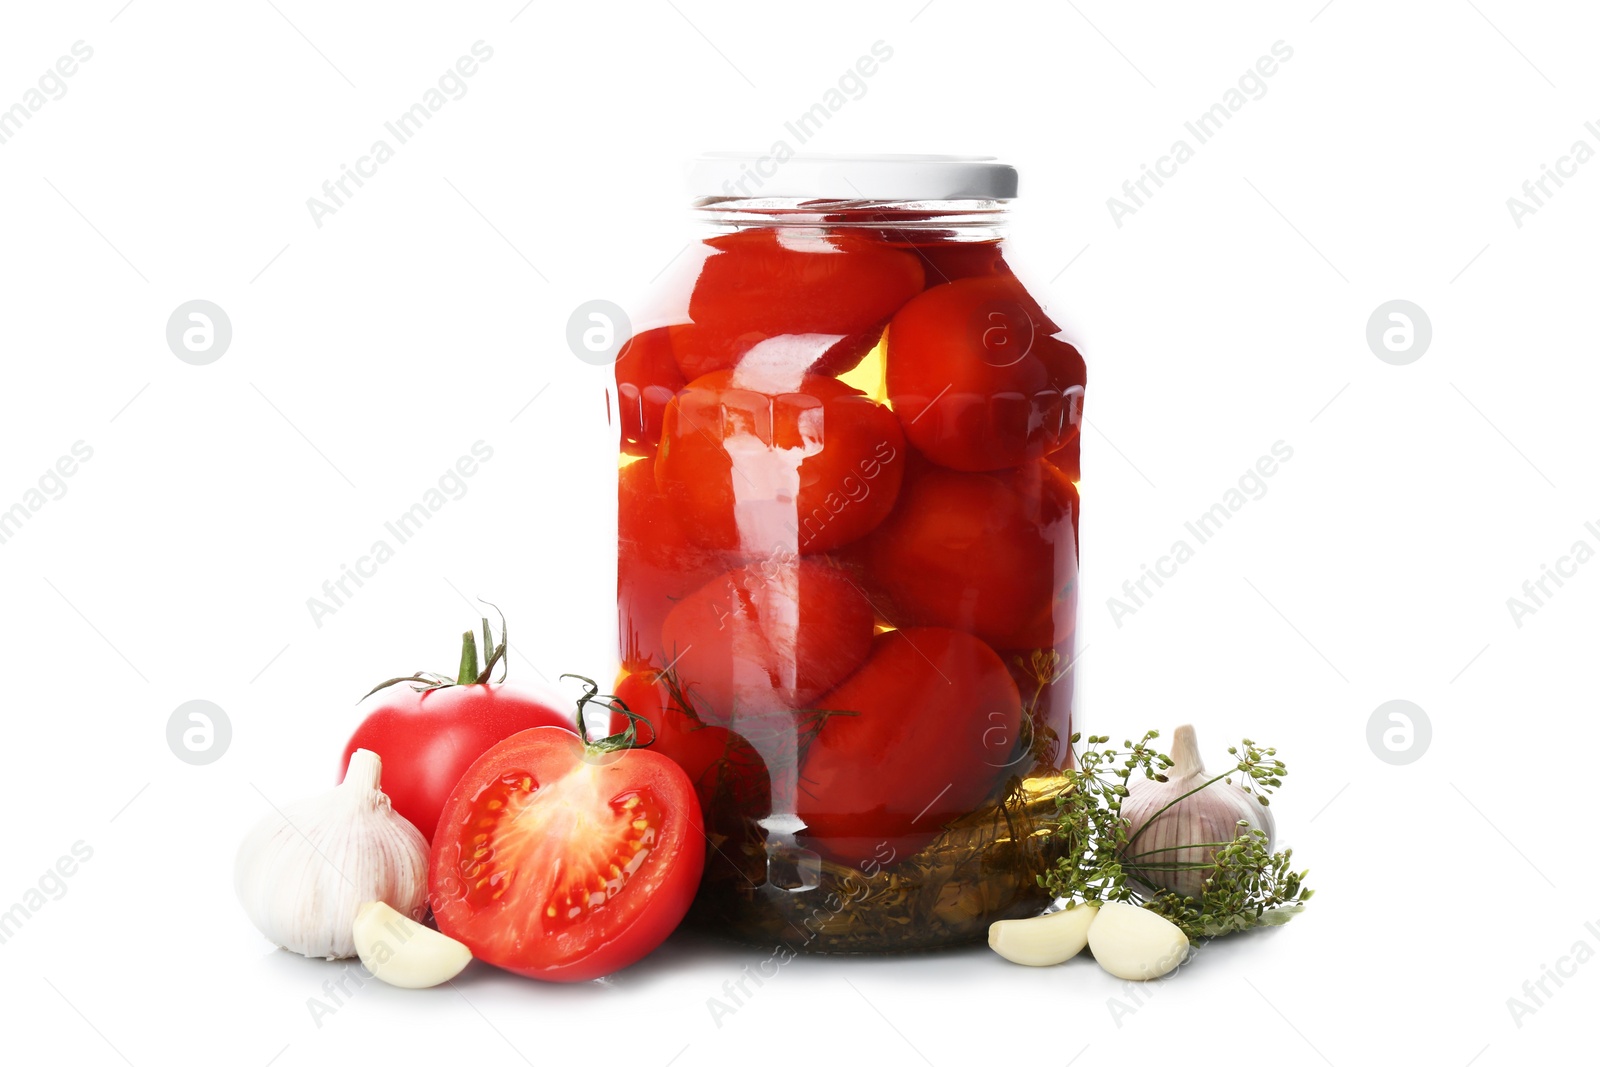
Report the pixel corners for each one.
[988,904,1099,966]
[353,902,472,989]
[1087,901,1189,981]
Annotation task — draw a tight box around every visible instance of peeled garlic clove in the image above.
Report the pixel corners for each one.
[1087,902,1189,980]
[988,905,1099,966]
[353,901,472,988]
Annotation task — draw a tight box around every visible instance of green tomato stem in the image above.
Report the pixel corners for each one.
[561,673,648,753]
[457,630,479,686]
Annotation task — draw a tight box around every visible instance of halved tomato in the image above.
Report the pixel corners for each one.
[429,717,703,983]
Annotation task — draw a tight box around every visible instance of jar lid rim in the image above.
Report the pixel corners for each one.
[687,153,1018,200]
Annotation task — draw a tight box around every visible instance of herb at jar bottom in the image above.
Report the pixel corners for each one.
[1040,731,1313,941]
[695,774,1076,952]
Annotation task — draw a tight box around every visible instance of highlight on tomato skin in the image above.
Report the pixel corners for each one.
[614,326,688,458]
[659,558,874,722]
[427,725,704,983]
[654,370,907,557]
[678,228,925,381]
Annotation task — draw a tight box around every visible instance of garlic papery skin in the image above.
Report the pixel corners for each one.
[235,749,428,960]
[1117,725,1274,901]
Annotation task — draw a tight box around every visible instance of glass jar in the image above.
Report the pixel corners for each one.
[611,155,1083,952]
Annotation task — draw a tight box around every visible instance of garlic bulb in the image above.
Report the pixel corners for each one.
[1118,724,1274,900]
[235,749,428,960]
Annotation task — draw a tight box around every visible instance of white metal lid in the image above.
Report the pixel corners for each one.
[688,153,1018,201]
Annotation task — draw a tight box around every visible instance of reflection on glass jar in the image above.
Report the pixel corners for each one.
[613,155,1084,952]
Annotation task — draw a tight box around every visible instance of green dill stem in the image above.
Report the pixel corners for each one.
[1126,841,1237,858]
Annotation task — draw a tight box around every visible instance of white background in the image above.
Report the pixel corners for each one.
[1,1,1595,1064]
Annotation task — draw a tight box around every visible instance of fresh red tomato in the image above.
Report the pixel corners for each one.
[655,370,906,555]
[660,558,873,721]
[886,275,1085,472]
[678,228,924,380]
[429,712,704,983]
[797,627,1022,866]
[618,458,727,670]
[858,460,1079,650]
[609,672,771,815]
[615,326,687,457]
[340,628,574,843]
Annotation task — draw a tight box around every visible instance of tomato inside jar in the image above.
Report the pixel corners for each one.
[610,155,1082,952]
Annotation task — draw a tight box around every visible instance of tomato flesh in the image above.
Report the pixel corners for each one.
[430,727,703,982]
[455,770,666,923]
